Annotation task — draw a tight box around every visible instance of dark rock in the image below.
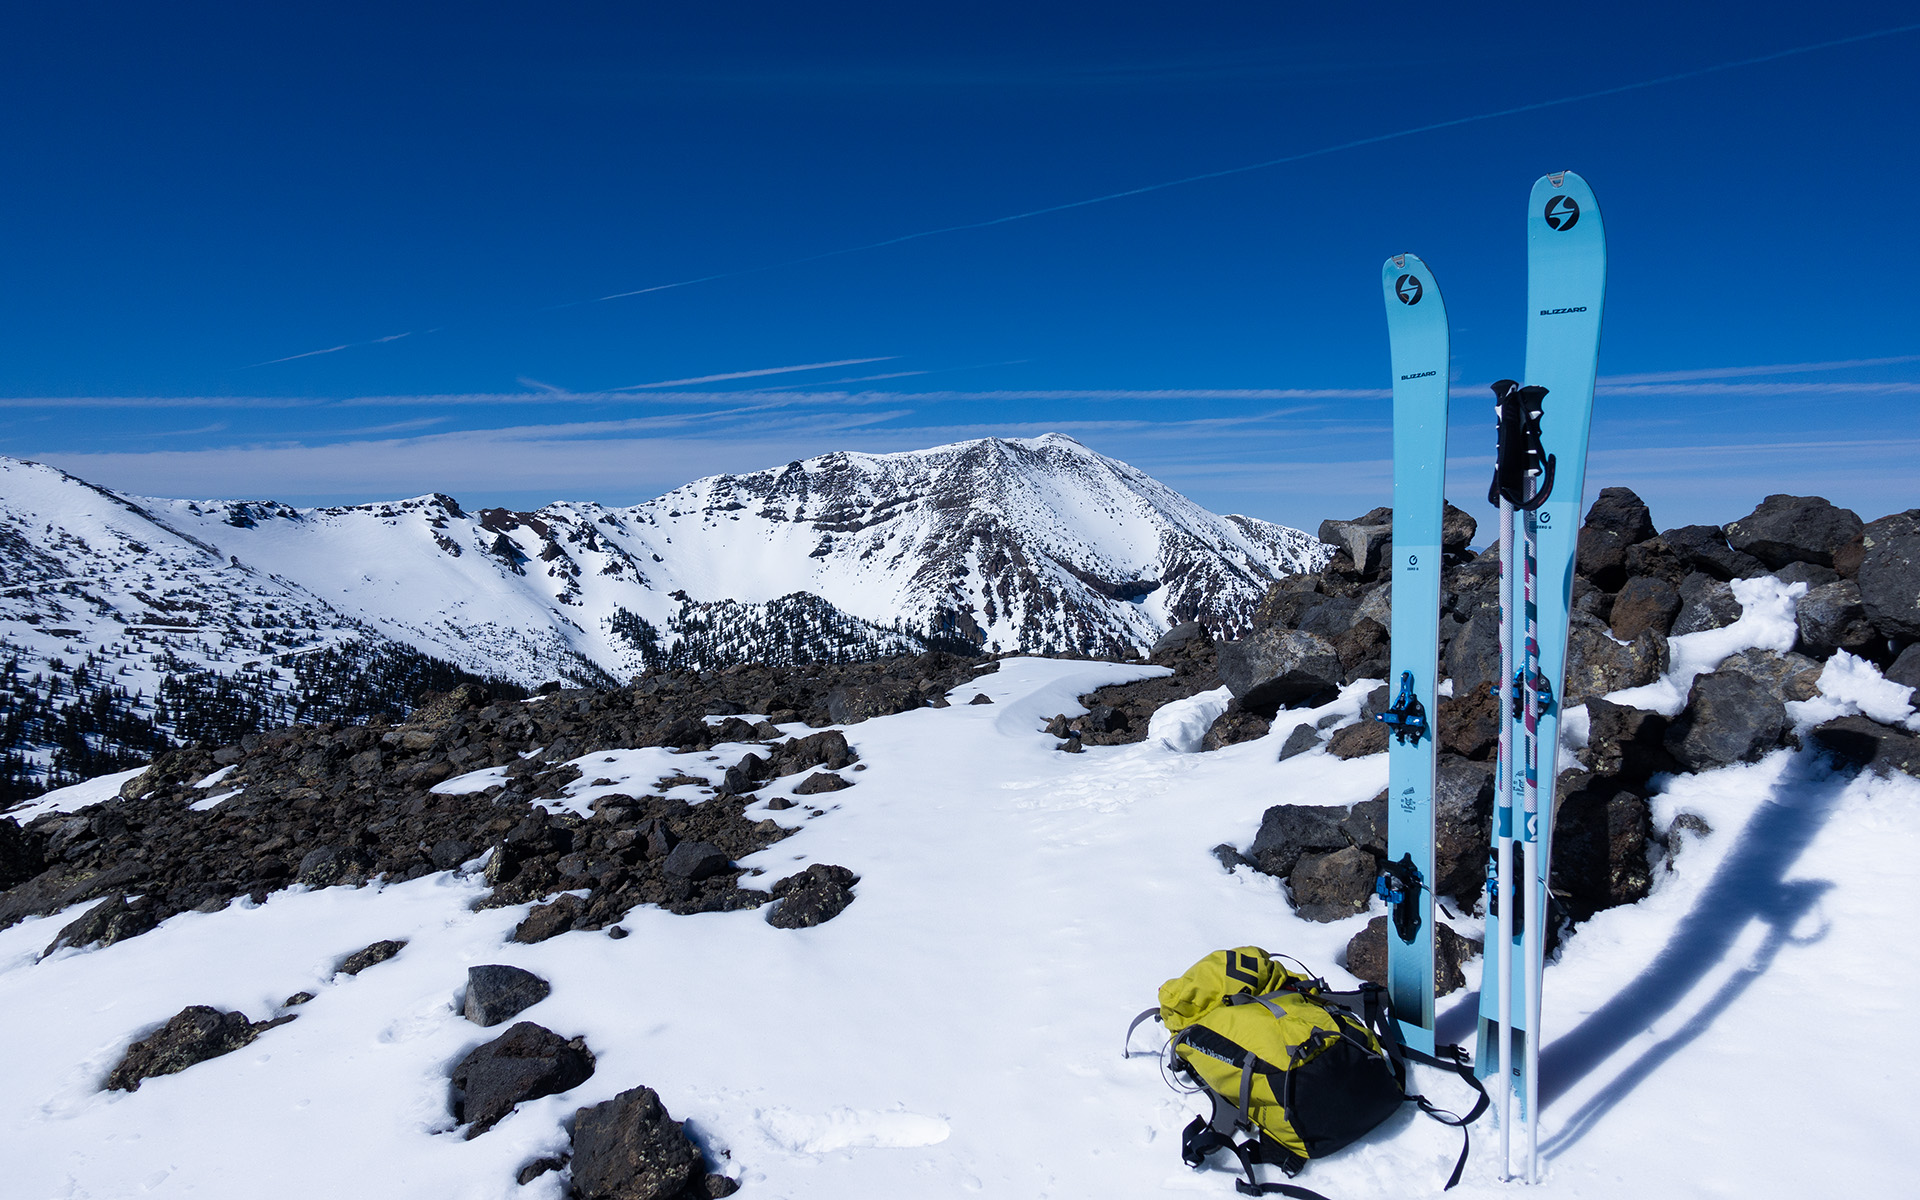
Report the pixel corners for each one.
[1610,576,1681,641]
[1583,697,1676,783]
[1327,719,1387,760]
[1808,716,1920,778]
[1585,486,1658,545]
[1078,704,1129,735]
[0,818,45,889]
[1671,573,1742,637]
[1332,617,1390,684]
[661,841,730,881]
[791,771,850,795]
[1663,525,1766,581]
[450,1021,595,1137]
[1214,628,1343,717]
[770,729,856,773]
[464,964,552,1027]
[1796,580,1880,658]
[1434,758,1493,909]
[1855,513,1920,641]
[514,894,585,944]
[765,863,859,928]
[1564,609,1667,704]
[517,1156,567,1186]
[1550,774,1653,918]
[1442,597,1503,695]
[826,681,918,725]
[570,1085,703,1200]
[1665,670,1789,770]
[1275,723,1320,761]
[296,845,372,889]
[1340,795,1386,857]
[1345,917,1475,995]
[1578,487,1656,592]
[338,939,406,975]
[1150,622,1208,657]
[1437,687,1500,761]
[1725,494,1862,569]
[1887,644,1920,690]
[1318,515,1393,577]
[1623,535,1686,587]
[1717,648,1823,703]
[1212,843,1254,871]
[1289,845,1377,922]
[1202,706,1271,751]
[1774,561,1840,589]
[969,693,994,705]
[106,1005,290,1092]
[41,894,154,958]
[1247,805,1350,878]
[429,839,475,871]
[1441,502,1478,559]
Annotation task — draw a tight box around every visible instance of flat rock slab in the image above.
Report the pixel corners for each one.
[464,964,552,1027]
[107,1005,294,1092]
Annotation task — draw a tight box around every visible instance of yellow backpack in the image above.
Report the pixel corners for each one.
[1127,947,1486,1198]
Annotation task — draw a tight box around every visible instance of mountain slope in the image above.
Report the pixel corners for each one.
[142,433,1325,677]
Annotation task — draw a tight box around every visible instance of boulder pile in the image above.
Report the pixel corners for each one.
[1076,490,1920,989]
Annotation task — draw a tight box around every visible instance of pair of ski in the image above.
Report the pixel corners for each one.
[1374,171,1606,1184]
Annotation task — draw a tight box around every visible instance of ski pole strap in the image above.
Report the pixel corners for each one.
[1488,380,1556,511]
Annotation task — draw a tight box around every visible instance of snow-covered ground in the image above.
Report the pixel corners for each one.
[5,605,1917,1197]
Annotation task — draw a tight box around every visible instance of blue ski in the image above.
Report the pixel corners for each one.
[1376,253,1450,1057]
[1472,171,1607,1181]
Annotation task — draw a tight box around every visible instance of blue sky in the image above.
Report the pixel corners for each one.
[2,3,1916,534]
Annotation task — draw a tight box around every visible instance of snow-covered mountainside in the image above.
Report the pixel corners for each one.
[0,436,1323,797]
[142,433,1323,679]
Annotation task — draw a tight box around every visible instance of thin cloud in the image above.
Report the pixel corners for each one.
[611,357,898,390]
[1598,354,1920,385]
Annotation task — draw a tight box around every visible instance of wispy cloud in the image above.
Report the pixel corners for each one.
[1597,354,1920,385]
[611,357,898,390]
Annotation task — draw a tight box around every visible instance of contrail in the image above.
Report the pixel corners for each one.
[584,21,1920,304]
[612,356,898,390]
[252,22,1919,365]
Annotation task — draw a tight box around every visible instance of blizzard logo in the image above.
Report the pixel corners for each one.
[1538,306,1588,315]
[1400,369,1437,380]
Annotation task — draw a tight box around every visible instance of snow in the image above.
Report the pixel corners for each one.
[4,765,146,821]
[1788,651,1920,732]
[1605,576,1805,716]
[4,642,1918,1196]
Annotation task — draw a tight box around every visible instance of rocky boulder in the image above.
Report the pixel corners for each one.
[1610,575,1681,641]
[1808,716,1920,778]
[450,1021,595,1137]
[464,964,552,1027]
[1214,628,1343,717]
[1664,669,1789,771]
[1662,525,1765,582]
[1345,917,1475,996]
[1796,580,1881,658]
[41,894,155,958]
[1854,510,1920,641]
[106,1005,293,1092]
[1671,573,1742,636]
[1724,494,1862,570]
[765,863,860,929]
[570,1085,714,1200]
[1563,609,1667,704]
[1290,845,1376,922]
[1578,486,1658,591]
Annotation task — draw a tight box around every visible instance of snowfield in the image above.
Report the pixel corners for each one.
[4,609,1917,1197]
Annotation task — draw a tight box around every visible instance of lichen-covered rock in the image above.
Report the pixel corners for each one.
[1671,572,1742,636]
[1855,511,1920,641]
[1563,609,1667,703]
[570,1085,706,1200]
[1796,579,1881,658]
[1289,845,1376,922]
[1610,575,1681,641]
[41,894,154,958]
[106,1005,292,1092]
[338,938,406,975]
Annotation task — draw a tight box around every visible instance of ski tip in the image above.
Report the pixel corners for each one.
[1529,170,1602,236]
